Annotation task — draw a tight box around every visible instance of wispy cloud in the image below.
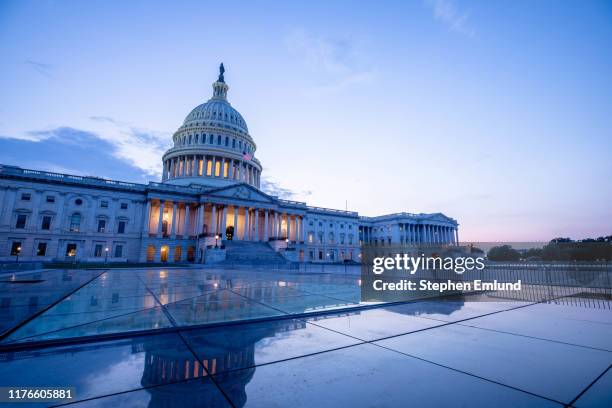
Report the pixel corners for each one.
[1,115,171,178]
[284,29,375,95]
[25,60,55,77]
[260,176,313,200]
[425,0,475,37]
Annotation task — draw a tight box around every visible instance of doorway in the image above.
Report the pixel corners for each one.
[226,226,234,241]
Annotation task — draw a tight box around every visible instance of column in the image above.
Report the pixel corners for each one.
[264,210,269,241]
[212,157,217,177]
[254,209,259,241]
[233,206,239,240]
[301,217,306,242]
[157,200,165,237]
[455,228,459,245]
[211,205,217,235]
[287,214,292,241]
[143,199,151,234]
[273,212,278,238]
[196,204,203,236]
[184,204,191,237]
[170,202,177,238]
[221,206,227,238]
[192,155,197,176]
[244,208,250,240]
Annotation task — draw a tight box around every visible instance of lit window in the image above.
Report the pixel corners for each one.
[37,242,47,256]
[66,244,77,257]
[10,242,21,256]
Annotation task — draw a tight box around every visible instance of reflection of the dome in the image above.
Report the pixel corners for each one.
[142,319,308,407]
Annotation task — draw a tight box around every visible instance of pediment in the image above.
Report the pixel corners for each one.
[207,183,275,203]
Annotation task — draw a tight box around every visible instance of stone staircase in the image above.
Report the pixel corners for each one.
[221,240,293,266]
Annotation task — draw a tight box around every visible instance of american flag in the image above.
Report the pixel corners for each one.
[242,151,252,161]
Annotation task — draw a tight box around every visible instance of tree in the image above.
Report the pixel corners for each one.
[487,245,521,261]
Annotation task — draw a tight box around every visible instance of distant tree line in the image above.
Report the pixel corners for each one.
[487,236,612,262]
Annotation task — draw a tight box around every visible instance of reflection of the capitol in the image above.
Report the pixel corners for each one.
[141,319,310,407]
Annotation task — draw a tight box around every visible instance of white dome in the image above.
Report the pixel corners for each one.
[182,99,248,134]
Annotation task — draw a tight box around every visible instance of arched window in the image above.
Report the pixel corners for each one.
[209,134,214,144]
[225,136,229,146]
[69,213,81,232]
[217,135,221,145]
[188,135,192,144]
[232,138,236,148]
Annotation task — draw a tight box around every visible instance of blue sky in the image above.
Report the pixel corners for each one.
[0,0,610,241]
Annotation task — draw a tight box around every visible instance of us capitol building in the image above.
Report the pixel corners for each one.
[0,65,459,264]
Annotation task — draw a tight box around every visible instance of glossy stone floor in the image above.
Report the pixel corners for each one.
[0,294,610,407]
[0,268,363,343]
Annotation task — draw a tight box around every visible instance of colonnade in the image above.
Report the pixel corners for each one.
[143,199,305,242]
[162,155,260,188]
[361,223,459,245]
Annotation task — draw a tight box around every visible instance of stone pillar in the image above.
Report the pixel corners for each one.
[211,205,217,235]
[455,228,459,245]
[170,202,177,238]
[254,209,259,241]
[212,157,217,177]
[233,206,239,239]
[184,204,191,237]
[192,154,197,176]
[221,206,227,238]
[244,208,250,240]
[264,210,269,241]
[301,217,306,242]
[143,199,151,234]
[157,200,165,237]
[287,214,292,241]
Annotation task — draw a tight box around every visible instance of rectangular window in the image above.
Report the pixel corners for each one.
[215,160,221,177]
[41,216,51,230]
[36,243,47,256]
[94,244,103,257]
[21,193,31,201]
[10,242,21,256]
[120,203,128,210]
[97,219,106,232]
[117,221,126,234]
[114,245,123,258]
[46,196,55,203]
[206,160,212,176]
[223,161,229,178]
[100,201,108,208]
[66,244,77,257]
[198,159,203,176]
[15,214,27,229]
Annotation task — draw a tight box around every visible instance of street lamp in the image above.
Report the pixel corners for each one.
[105,247,109,264]
[15,246,21,263]
[215,234,220,248]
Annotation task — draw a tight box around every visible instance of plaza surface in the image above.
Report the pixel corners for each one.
[0,267,610,407]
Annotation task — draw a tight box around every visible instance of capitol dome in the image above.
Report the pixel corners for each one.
[182,99,249,134]
[161,64,262,189]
